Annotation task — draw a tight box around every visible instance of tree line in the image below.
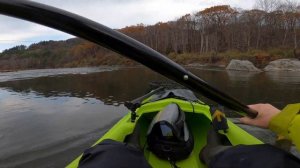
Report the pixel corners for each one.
[122,0,300,55]
[0,0,299,70]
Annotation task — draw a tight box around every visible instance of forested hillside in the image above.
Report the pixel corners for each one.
[1,1,300,70]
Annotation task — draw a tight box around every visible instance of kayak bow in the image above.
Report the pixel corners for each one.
[67,88,262,168]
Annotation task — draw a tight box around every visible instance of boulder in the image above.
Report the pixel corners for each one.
[226,59,262,72]
[264,59,300,71]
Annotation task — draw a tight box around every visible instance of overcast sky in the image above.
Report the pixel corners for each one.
[0,0,255,52]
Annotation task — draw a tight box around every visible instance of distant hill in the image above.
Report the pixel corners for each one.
[0,38,133,70]
[1,4,299,71]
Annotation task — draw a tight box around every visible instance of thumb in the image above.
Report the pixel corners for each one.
[240,117,254,125]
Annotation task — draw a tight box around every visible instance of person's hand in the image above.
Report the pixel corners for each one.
[240,103,280,128]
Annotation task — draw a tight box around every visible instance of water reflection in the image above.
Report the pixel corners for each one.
[0,89,126,168]
[188,68,300,108]
[0,68,166,107]
[226,71,261,82]
[1,67,299,109]
[0,67,299,167]
[266,71,300,85]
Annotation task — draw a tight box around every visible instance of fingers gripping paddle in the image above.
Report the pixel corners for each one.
[0,0,258,118]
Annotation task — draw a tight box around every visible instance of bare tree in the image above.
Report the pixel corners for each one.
[255,0,281,12]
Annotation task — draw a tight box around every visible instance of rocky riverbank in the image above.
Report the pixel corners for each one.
[225,59,300,72]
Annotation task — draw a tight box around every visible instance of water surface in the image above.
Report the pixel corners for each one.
[0,67,299,167]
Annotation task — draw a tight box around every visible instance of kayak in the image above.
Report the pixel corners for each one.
[67,88,262,168]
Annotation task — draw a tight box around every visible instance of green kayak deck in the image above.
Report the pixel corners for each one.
[67,98,262,168]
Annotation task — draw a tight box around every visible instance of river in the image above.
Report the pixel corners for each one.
[0,67,299,167]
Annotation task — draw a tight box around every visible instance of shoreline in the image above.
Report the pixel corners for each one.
[0,57,299,73]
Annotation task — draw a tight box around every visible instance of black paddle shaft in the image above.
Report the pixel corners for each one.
[0,0,258,118]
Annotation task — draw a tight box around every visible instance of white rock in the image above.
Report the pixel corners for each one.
[226,59,262,72]
[264,59,300,71]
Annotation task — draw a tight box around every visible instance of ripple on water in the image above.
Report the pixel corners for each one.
[0,67,118,83]
[266,71,300,85]
[0,67,298,167]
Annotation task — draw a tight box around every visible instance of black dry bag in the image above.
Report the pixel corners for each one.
[147,103,194,161]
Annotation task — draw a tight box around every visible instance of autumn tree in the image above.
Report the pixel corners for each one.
[199,5,237,52]
[1,2,300,70]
